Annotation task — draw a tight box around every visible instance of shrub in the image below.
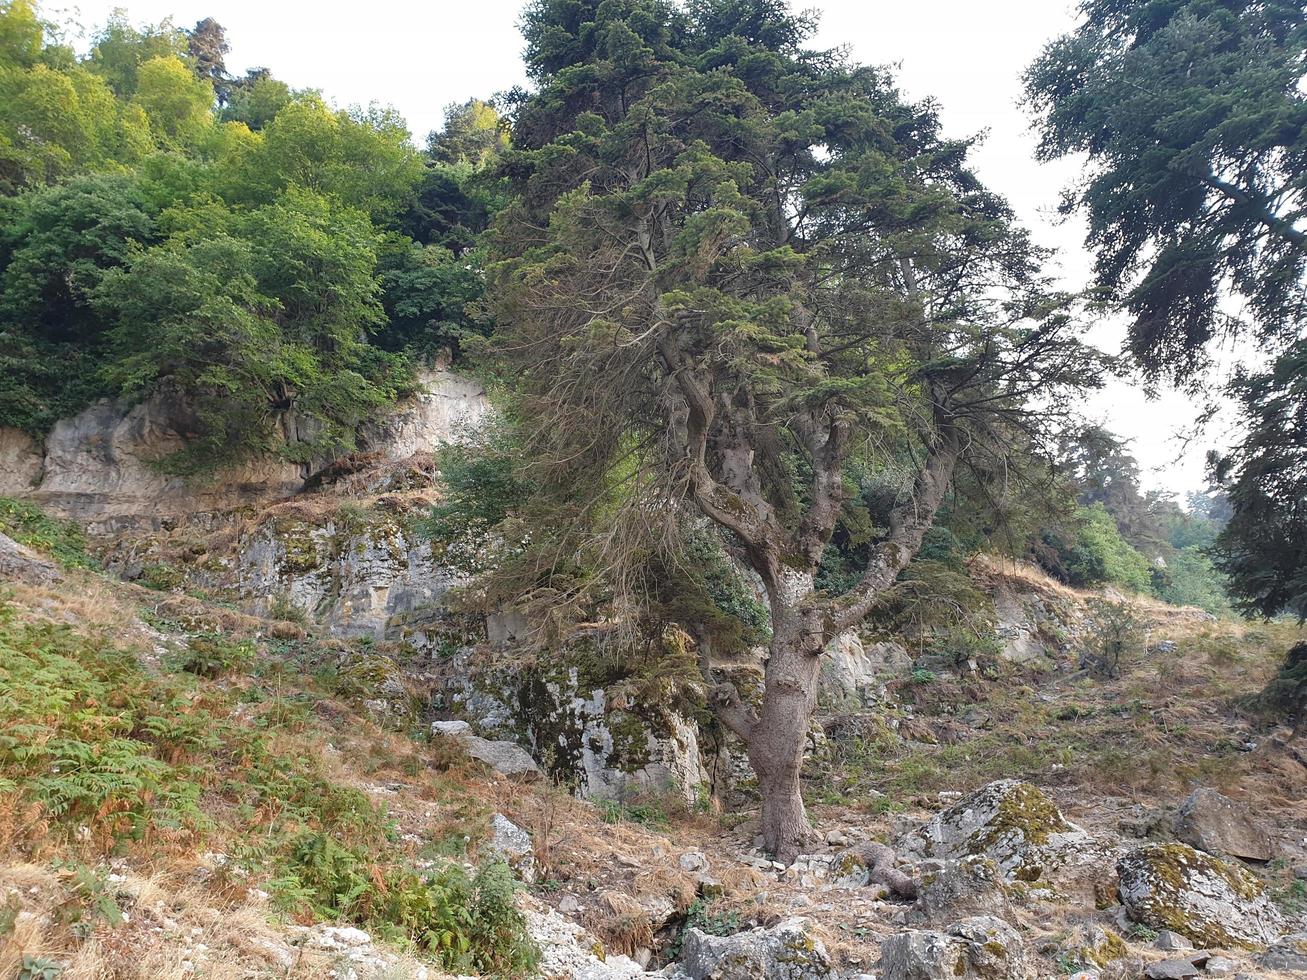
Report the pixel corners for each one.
[0,497,96,569]
[1081,600,1145,678]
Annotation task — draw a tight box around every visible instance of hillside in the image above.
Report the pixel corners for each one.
[2,384,1305,979]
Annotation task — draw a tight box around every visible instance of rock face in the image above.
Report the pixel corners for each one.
[819,631,910,707]
[442,651,710,805]
[1116,842,1284,948]
[0,368,488,528]
[231,509,462,637]
[675,917,834,980]
[880,916,1034,980]
[0,532,62,585]
[1173,788,1274,862]
[898,780,1107,895]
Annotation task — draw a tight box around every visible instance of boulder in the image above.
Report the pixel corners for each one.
[880,916,1034,980]
[898,780,1108,895]
[1116,843,1284,948]
[0,532,62,585]
[1143,958,1200,979]
[907,855,1008,925]
[485,813,536,883]
[676,917,834,979]
[461,735,542,780]
[1173,788,1274,863]
[1260,932,1307,971]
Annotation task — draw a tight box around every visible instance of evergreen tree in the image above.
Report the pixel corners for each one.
[488,0,1103,859]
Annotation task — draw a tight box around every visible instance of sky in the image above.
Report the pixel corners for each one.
[59,0,1235,496]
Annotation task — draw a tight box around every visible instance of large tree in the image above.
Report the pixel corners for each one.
[1025,0,1307,620]
[488,0,1102,859]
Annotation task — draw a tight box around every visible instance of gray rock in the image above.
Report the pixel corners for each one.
[880,916,1034,979]
[1173,788,1274,863]
[907,856,1009,926]
[0,532,62,585]
[679,850,708,873]
[897,780,1108,898]
[1260,932,1307,971]
[678,917,834,979]
[431,720,472,737]
[1154,929,1194,951]
[1116,842,1284,948]
[1204,956,1238,977]
[1143,958,1200,979]
[462,735,542,779]
[485,813,536,883]
[819,632,910,706]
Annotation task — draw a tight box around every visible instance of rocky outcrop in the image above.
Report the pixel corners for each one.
[230,508,461,637]
[524,900,645,980]
[880,915,1034,979]
[898,780,1109,896]
[1116,842,1284,948]
[0,531,62,585]
[440,649,711,805]
[670,917,834,980]
[1173,788,1274,863]
[0,368,488,528]
[819,631,910,708]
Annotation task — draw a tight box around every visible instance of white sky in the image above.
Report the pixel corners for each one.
[58,0,1236,496]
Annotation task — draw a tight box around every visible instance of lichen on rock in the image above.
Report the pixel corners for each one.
[1116,842,1284,949]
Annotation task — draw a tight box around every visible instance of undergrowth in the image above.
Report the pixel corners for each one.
[0,596,538,975]
[0,497,97,569]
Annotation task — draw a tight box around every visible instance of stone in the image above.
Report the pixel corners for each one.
[879,915,1034,980]
[1203,956,1238,977]
[1154,929,1194,951]
[1054,922,1129,971]
[523,901,644,980]
[1260,932,1307,971]
[1116,842,1284,949]
[676,917,835,979]
[819,632,910,706]
[907,855,1009,926]
[679,851,708,873]
[1143,959,1200,979]
[462,736,542,780]
[898,779,1108,897]
[0,532,62,585]
[1172,788,1274,863]
[431,720,472,736]
[485,813,536,883]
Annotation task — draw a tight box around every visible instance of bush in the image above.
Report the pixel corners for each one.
[0,497,96,569]
[1081,599,1145,678]
[1042,504,1154,592]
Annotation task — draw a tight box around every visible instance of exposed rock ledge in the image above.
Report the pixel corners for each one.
[0,368,489,529]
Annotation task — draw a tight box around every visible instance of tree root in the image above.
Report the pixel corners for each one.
[836,842,918,899]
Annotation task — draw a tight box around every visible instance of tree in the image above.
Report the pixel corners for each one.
[87,12,188,99]
[1025,0,1307,622]
[94,189,408,471]
[427,99,508,167]
[488,0,1103,860]
[187,18,229,100]
[1210,345,1307,618]
[132,55,214,148]
[220,69,292,130]
[1025,0,1306,384]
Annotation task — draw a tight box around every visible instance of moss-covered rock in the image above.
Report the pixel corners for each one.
[899,780,1110,897]
[1116,842,1284,949]
[880,915,1034,980]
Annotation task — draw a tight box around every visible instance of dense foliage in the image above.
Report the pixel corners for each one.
[0,590,538,973]
[0,1,502,466]
[1026,0,1305,620]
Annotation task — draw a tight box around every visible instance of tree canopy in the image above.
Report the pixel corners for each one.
[485,0,1105,858]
